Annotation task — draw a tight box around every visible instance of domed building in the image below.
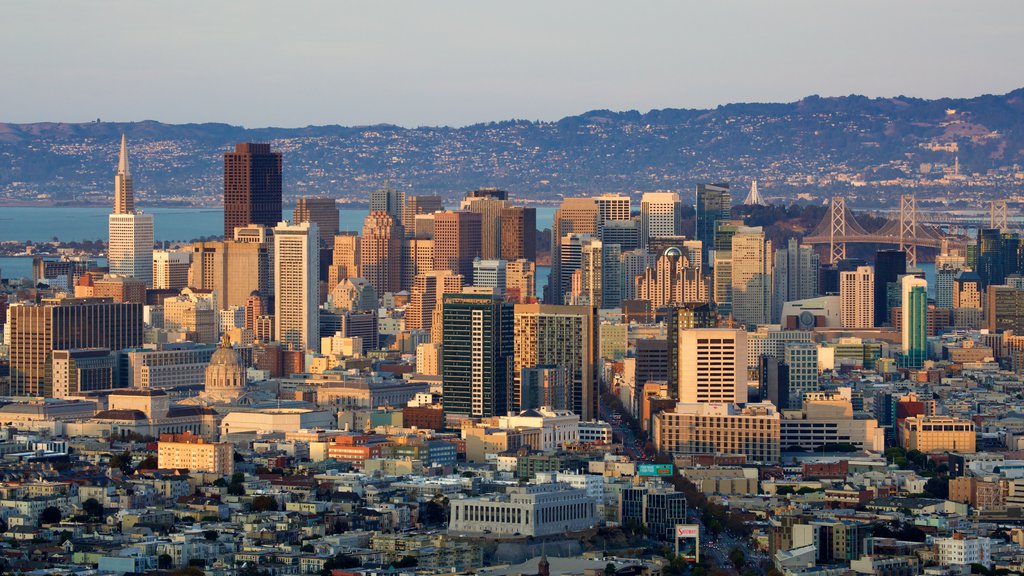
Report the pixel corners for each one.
[203,337,247,403]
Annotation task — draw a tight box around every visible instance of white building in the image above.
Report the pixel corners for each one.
[448,483,598,537]
[639,191,681,247]
[784,343,819,409]
[840,266,874,328]
[219,408,334,437]
[472,259,507,296]
[274,221,320,352]
[152,250,191,291]
[497,407,580,451]
[678,328,748,404]
[934,534,992,569]
[108,135,155,287]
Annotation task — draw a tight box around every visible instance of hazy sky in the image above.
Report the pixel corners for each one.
[3,1,1022,128]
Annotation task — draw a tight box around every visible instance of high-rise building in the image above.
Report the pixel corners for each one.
[499,206,537,262]
[327,232,360,290]
[513,304,598,420]
[190,225,274,310]
[695,183,731,262]
[986,284,1024,334]
[901,275,928,368]
[711,220,743,318]
[760,356,790,410]
[773,239,819,322]
[223,143,282,239]
[433,211,482,283]
[107,135,154,286]
[729,226,772,327]
[472,259,507,296]
[640,191,681,248]
[954,271,983,309]
[600,220,640,253]
[653,402,780,464]
[8,298,144,397]
[400,237,435,291]
[441,293,514,417]
[874,250,907,327]
[461,191,510,259]
[977,228,1006,289]
[164,288,219,344]
[369,185,405,222]
[402,195,444,236]
[549,198,600,304]
[274,221,320,352]
[360,211,403,295]
[678,328,748,404]
[839,266,874,328]
[152,250,191,291]
[505,259,536,303]
[635,248,707,308]
[783,343,819,409]
[566,237,622,309]
[593,193,632,225]
[620,249,656,301]
[293,197,339,247]
[407,271,463,332]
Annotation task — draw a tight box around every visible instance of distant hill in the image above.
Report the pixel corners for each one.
[2,89,1023,208]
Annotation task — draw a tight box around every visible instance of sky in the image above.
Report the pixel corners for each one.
[3,1,1023,128]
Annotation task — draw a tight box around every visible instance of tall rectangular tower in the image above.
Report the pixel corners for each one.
[640,191,681,248]
[274,221,320,353]
[901,275,928,368]
[108,135,154,286]
[441,293,514,417]
[839,265,874,328]
[678,328,747,404]
[433,211,482,283]
[695,183,731,262]
[293,197,339,247]
[224,143,282,239]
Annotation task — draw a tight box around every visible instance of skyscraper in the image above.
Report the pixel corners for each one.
[293,197,339,247]
[678,328,747,404]
[593,193,632,225]
[107,135,154,286]
[839,266,874,328]
[499,206,537,262]
[513,303,598,420]
[548,198,600,304]
[9,298,143,397]
[190,225,274,310]
[640,191,681,248]
[461,190,509,259]
[635,248,707,308]
[874,250,907,327]
[901,275,928,368]
[360,211,403,295]
[472,258,507,296]
[730,226,773,327]
[327,232,360,290]
[223,143,282,239]
[695,183,731,262]
[152,250,191,291]
[370,186,405,222]
[772,239,819,323]
[441,293,514,417]
[274,221,320,352]
[407,270,463,332]
[402,195,444,236]
[433,211,482,283]
[783,343,819,409]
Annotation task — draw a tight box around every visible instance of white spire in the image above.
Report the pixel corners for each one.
[113,134,134,214]
[743,179,766,206]
[118,133,130,176]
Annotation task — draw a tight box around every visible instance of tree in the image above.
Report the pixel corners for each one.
[203,530,218,541]
[393,556,418,569]
[158,553,174,569]
[729,547,746,570]
[39,506,62,525]
[924,476,949,499]
[251,495,277,512]
[82,497,104,519]
[605,562,617,576]
[301,544,315,553]
[137,455,158,470]
[227,482,245,496]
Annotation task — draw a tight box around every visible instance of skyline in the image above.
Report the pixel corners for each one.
[2,1,1023,128]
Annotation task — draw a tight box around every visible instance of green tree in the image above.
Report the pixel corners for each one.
[227,482,245,496]
[393,556,418,569]
[39,506,62,526]
[158,553,174,569]
[82,497,104,519]
[203,530,218,541]
[251,495,277,512]
[729,547,746,570]
[137,455,158,470]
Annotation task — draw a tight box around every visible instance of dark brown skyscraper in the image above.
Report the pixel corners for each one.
[500,206,536,261]
[224,143,283,238]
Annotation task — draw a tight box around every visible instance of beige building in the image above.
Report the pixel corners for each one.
[653,402,780,464]
[729,226,772,327]
[901,415,976,453]
[157,432,234,475]
[678,328,748,404]
[152,250,192,291]
[164,289,219,344]
[463,425,542,463]
[407,271,463,332]
[839,266,874,328]
[780,388,885,452]
[190,224,274,310]
[360,211,403,295]
[274,221,319,352]
[505,259,536,302]
[293,197,339,247]
[448,483,598,537]
[327,232,360,290]
[513,304,597,419]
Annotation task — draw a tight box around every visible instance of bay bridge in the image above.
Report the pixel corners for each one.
[802,195,1010,268]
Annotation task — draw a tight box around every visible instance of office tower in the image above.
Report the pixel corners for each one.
[519,366,569,411]
[976,228,1004,289]
[51,349,116,399]
[164,288,219,344]
[772,239,819,322]
[593,193,632,225]
[244,292,266,331]
[293,197,339,247]
[461,190,510,259]
[729,226,772,327]
[8,298,143,397]
[274,221,320,352]
[473,259,507,296]
[620,249,656,301]
[433,211,482,283]
[505,259,536,302]
[549,198,600,304]
[711,220,742,317]
[327,232,360,290]
[223,143,282,238]
[665,304,717,398]
[601,220,640,253]
[901,275,928,368]
[329,277,378,312]
[402,195,444,236]
[93,275,147,304]
[935,268,957,310]
[695,183,731,262]
[783,343,819,409]
[513,303,598,420]
[635,248,707,308]
[986,285,1024,334]
[369,185,405,223]
[441,293,514,417]
[400,237,435,291]
[760,356,790,410]
[152,250,191,291]
[360,211,403,295]
[107,135,154,286]
[190,225,274,310]
[407,270,463,332]
[678,328,748,404]
[839,266,874,328]
[954,271,983,309]
[640,191,681,248]
[873,250,907,327]
[565,237,621,309]
[499,206,537,261]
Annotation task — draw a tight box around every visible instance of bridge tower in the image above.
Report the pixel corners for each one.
[991,200,1008,231]
[829,197,846,265]
[899,194,918,269]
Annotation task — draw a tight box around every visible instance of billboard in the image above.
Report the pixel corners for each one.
[675,524,700,562]
[638,463,674,477]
